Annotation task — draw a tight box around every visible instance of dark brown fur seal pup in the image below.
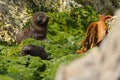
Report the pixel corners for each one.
[21,45,51,60]
[16,12,49,44]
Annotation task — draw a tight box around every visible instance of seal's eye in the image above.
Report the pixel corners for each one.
[38,14,45,20]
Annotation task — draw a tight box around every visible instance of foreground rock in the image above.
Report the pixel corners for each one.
[55,9,120,80]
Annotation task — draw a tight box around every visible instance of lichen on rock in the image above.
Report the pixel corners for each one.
[0,0,36,44]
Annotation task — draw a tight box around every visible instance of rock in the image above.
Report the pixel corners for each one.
[55,9,120,80]
[0,0,38,44]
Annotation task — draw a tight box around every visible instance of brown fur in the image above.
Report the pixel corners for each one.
[76,15,113,54]
[16,12,49,44]
[21,45,51,60]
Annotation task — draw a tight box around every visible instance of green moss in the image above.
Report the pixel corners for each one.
[0,5,98,80]
[0,75,14,80]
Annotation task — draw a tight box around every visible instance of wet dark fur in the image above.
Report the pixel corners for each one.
[21,45,51,60]
[16,12,49,44]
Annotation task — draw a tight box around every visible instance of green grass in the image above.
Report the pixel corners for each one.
[0,6,98,80]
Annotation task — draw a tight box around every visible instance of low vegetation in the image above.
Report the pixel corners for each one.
[0,6,98,80]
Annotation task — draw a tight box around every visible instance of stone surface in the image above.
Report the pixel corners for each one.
[0,0,37,44]
[55,9,120,80]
